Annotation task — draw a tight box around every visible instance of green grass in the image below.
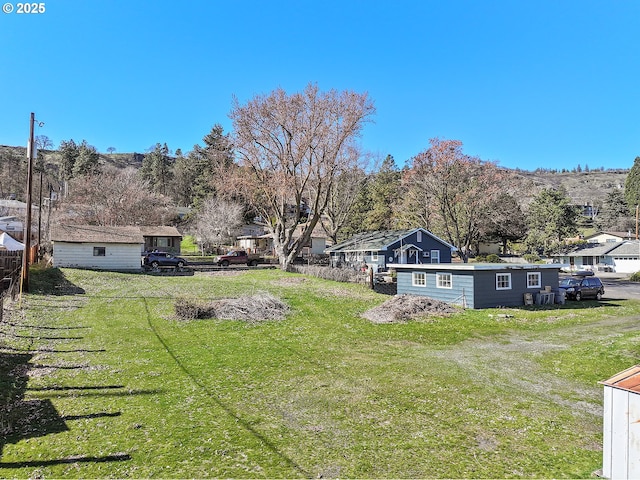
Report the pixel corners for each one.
[2,268,640,478]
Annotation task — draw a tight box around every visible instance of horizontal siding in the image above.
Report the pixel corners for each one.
[397,271,474,308]
[53,242,142,271]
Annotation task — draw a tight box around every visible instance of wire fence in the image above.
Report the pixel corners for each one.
[0,250,22,323]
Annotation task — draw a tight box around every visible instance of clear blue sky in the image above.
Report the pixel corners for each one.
[1,0,639,170]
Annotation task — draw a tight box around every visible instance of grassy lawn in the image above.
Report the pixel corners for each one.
[1,267,640,478]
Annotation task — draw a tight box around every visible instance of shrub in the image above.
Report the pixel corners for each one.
[630,271,640,282]
[288,265,368,284]
[486,254,502,263]
[524,253,542,263]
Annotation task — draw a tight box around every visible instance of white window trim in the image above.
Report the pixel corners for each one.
[412,272,426,287]
[436,272,452,289]
[496,273,512,290]
[371,251,378,261]
[526,272,541,289]
[431,250,440,264]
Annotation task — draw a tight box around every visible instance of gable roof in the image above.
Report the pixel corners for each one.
[555,239,640,257]
[138,226,182,238]
[51,225,144,244]
[326,228,455,253]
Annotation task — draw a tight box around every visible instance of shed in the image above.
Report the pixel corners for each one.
[51,224,144,271]
[390,263,566,309]
[600,365,640,479]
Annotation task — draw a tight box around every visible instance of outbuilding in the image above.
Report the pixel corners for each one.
[391,263,566,309]
[51,224,144,271]
[600,365,640,479]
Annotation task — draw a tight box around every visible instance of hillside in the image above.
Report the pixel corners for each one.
[0,144,630,206]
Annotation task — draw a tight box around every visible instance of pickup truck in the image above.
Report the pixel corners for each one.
[216,250,263,267]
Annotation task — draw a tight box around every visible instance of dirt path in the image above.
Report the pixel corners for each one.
[430,314,640,417]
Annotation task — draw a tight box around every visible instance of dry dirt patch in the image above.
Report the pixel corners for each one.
[362,294,458,324]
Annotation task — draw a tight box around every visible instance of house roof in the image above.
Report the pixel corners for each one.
[389,263,568,271]
[607,240,640,256]
[586,230,635,241]
[555,240,640,257]
[326,228,455,253]
[138,226,182,238]
[51,225,144,244]
[600,365,640,394]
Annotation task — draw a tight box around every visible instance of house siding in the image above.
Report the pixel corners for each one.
[386,232,452,265]
[397,271,474,307]
[395,264,562,309]
[53,242,142,271]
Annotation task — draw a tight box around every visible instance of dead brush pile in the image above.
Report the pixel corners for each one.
[362,294,458,324]
[175,292,289,322]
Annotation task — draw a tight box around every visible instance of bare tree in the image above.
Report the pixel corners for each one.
[408,138,511,262]
[321,154,368,244]
[57,166,174,226]
[221,83,375,269]
[195,197,244,250]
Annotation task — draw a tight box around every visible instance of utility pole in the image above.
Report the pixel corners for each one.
[21,112,35,292]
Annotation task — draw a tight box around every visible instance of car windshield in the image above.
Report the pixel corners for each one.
[559,278,580,287]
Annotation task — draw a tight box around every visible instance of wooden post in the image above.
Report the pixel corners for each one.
[21,113,35,292]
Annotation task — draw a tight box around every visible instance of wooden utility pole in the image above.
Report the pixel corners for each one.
[21,112,35,292]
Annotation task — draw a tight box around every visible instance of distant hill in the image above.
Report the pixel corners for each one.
[0,144,630,207]
[513,168,629,206]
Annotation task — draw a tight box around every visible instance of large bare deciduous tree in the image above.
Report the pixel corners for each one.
[59,167,174,226]
[223,83,375,269]
[408,138,511,262]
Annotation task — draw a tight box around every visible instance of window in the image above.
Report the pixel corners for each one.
[496,273,511,290]
[93,247,106,257]
[430,250,440,264]
[371,251,378,261]
[417,230,422,242]
[526,272,541,289]
[436,272,452,288]
[412,272,426,287]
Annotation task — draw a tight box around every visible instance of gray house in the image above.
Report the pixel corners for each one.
[554,240,640,274]
[391,263,566,309]
[325,228,456,272]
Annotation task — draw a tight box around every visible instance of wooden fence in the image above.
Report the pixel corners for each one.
[0,250,23,322]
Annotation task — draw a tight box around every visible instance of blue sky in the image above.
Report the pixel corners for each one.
[1,0,639,170]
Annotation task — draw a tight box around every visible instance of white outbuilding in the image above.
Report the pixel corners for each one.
[600,365,640,479]
[51,224,144,271]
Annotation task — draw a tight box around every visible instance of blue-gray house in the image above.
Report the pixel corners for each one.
[391,263,566,309]
[325,228,456,272]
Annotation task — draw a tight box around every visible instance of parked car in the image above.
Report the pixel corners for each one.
[559,276,605,301]
[143,251,188,269]
[216,250,264,267]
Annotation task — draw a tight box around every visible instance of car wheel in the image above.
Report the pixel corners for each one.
[575,292,582,301]
[596,291,602,300]
[151,261,160,269]
[220,260,229,267]
[177,261,184,269]
[249,260,258,266]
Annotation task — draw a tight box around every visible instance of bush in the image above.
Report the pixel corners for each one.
[630,271,640,282]
[288,264,368,284]
[486,254,503,263]
[524,253,542,263]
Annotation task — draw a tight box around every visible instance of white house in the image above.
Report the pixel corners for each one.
[554,240,640,274]
[51,224,144,271]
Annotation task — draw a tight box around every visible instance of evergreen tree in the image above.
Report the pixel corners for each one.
[524,188,580,255]
[59,139,78,180]
[624,156,640,210]
[72,140,100,177]
[364,155,400,230]
[140,143,173,195]
[597,188,634,231]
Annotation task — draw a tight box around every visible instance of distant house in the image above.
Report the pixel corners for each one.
[0,216,23,240]
[585,231,634,244]
[51,225,144,271]
[554,240,640,274]
[325,228,456,272]
[391,263,566,309]
[139,226,183,254]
